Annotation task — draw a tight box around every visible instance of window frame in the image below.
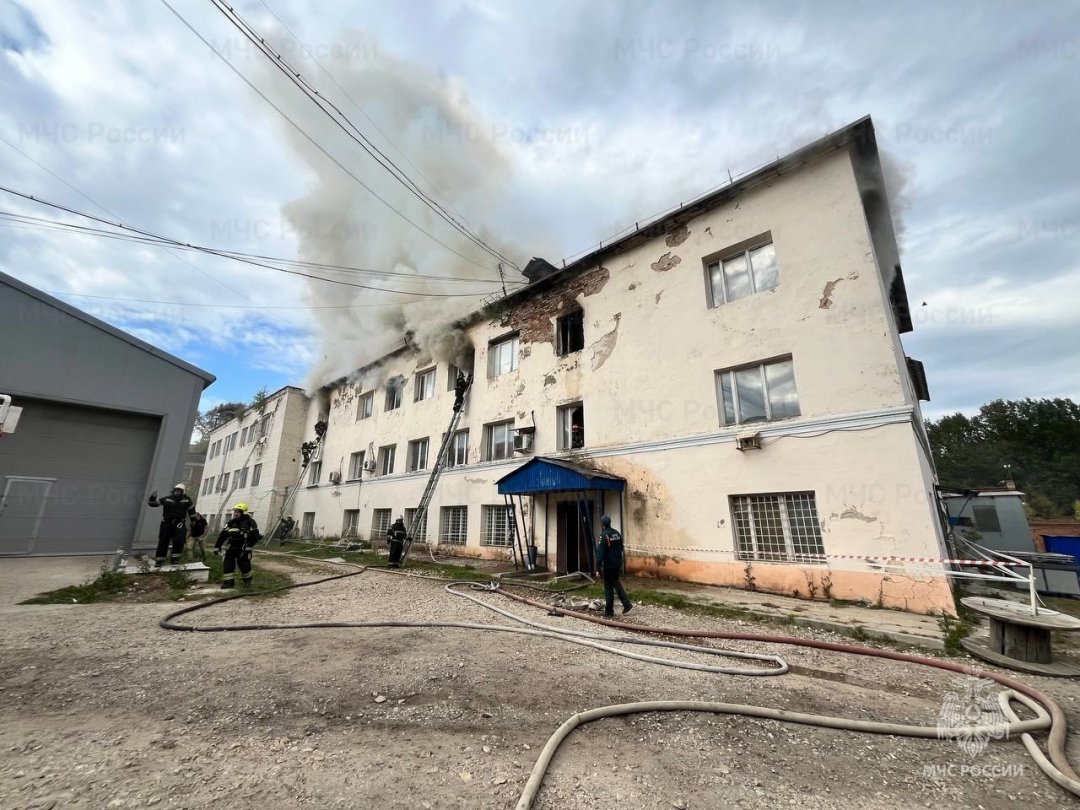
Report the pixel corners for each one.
[556,402,585,450]
[487,333,520,378]
[730,492,824,564]
[705,235,778,308]
[307,460,322,487]
[446,429,469,468]
[407,437,430,472]
[343,509,360,537]
[480,504,515,547]
[378,444,396,476]
[414,368,436,402]
[356,391,374,421]
[384,378,404,411]
[555,309,585,356]
[348,451,366,481]
[404,508,428,542]
[251,464,262,487]
[300,512,316,538]
[484,420,514,461]
[371,508,392,540]
[715,356,800,426]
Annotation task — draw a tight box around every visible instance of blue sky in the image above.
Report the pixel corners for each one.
[1,0,1078,421]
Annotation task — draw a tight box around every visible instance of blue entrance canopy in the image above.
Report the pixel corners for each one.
[496,456,625,495]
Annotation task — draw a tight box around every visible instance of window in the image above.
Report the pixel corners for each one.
[973,504,1002,533]
[300,512,315,538]
[308,460,322,486]
[481,505,515,547]
[488,334,519,377]
[202,476,213,495]
[404,508,428,542]
[227,432,238,451]
[484,420,514,461]
[239,426,248,447]
[343,510,360,538]
[716,358,799,425]
[385,377,404,411]
[414,368,436,401]
[706,239,779,307]
[349,451,366,480]
[210,440,220,460]
[557,403,585,450]
[356,391,374,421]
[448,352,476,389]
[371,508,392,540]
[447,429,469,468]
[217,472,230,492]
[251,464,262,487]
[556,309,585,356]
[440,506,468,545]
[378,444,396,476]
[407,438,429,472]
[235,467,248,489]
[259,414,272,437]
[731,492,824,563]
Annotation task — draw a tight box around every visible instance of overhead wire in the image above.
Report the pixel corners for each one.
[209,0,518,271]
[157,0,507,278]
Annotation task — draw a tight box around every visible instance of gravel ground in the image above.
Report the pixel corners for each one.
[2,559,1080,809]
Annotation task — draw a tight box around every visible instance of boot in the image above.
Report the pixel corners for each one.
[169,555,181,566]
[220,579,235,590]
[154,558,166,568]
[241,576,253,590]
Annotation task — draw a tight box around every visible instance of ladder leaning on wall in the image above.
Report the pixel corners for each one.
[400,375,473,566]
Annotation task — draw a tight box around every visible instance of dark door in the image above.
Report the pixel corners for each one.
[556,499,596,574]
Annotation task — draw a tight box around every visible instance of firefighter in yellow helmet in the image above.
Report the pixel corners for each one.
[214,503,261,589]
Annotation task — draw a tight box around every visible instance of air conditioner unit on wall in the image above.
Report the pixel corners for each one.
[513,432,534,453]
[328,471,342,484]
[736,432,762,451]
[363,458,377,472]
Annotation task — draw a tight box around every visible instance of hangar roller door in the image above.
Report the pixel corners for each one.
[0,398,159,555]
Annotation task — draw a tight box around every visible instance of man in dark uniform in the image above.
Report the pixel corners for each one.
[387,516,407,568]
[452,372,471,412]
[595,515,632,617]
[148,484,197,567]
[214,503,261,589]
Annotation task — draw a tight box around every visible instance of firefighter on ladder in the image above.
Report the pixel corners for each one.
[147,484,197,567]
[214,503,261,589]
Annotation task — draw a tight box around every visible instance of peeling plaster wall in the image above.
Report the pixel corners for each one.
[288,146,950,614]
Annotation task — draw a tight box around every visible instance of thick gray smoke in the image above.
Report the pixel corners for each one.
[269,32,527,389]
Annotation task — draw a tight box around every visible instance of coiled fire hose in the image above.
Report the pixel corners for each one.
[159,559,1080,806]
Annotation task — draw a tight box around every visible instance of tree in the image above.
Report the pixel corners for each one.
[927,398,1080,518]
[194,401,248,442]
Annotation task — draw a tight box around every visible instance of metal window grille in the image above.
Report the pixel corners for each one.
[371,509,392,540]
[731,492,824,563]
[440,506,468,545]
[481,505,514,547]
[343,510,360,537]
[404,508,428,542]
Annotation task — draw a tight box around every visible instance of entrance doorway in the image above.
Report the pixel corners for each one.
[556,499,596,574]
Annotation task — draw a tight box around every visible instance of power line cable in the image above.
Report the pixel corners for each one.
[158,0,504,278]
[211,0,518,270]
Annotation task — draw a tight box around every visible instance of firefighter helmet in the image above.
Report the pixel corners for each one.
[173,483,186,492]
[233,503,249,513]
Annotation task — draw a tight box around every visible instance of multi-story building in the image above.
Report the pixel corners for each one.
[288,117,954,615]
[198,386,310,534]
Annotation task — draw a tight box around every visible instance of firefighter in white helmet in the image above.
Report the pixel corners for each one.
[214,503,261,589]
[147,484,197,567]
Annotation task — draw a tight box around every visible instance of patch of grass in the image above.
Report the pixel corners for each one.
[21,567,133,604]
[205,554,293,596]
[851,625,870,641]
[937,611,975,656]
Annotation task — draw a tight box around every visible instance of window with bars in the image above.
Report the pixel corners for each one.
[440,506,468,545]
[407,438,429,472]
[404,508,428,542]
[371,508,392,540]
[716,357,800,425]
[349,451,366,480]
[481,505,515,547]
[356,391,374,421]
[251,464,262,487]
[484,420,514,461]
[300,512,315,538]
[378,445,396,476]
[487,334,519,377]
[706,238,779,307]
[342,510,360,537]
[446,429,469,467]
[730,492,824,563]
[414,368,436,401]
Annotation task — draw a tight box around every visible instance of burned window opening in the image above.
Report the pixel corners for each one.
[556,309,585,356]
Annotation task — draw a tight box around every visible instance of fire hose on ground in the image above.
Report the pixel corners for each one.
[159,560,1080,806]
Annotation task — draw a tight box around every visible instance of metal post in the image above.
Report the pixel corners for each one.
[1029,562,1038,616]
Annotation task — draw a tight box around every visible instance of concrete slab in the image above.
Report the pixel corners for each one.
[0,556,107,606]
[121,562,210,583]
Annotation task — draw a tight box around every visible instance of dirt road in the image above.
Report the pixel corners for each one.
[2,559,1078,808]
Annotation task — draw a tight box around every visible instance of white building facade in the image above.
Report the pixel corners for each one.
[289,118,955,615]
[198,386,310,535]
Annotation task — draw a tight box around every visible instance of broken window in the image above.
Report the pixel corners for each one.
[378,444,396,476]
[556,309,585,356]
[448,351,476,390]
[414,368,436,402]
[440,506,468,545]
[385,378,404,411]
[707,238,778,307]
[487,334,519,377]
[484,420,514,461]
[407,437,430,472]
[731,492,823,563]
[716,357,799,426]
[357,391,374,421]
[557,402,585,450]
